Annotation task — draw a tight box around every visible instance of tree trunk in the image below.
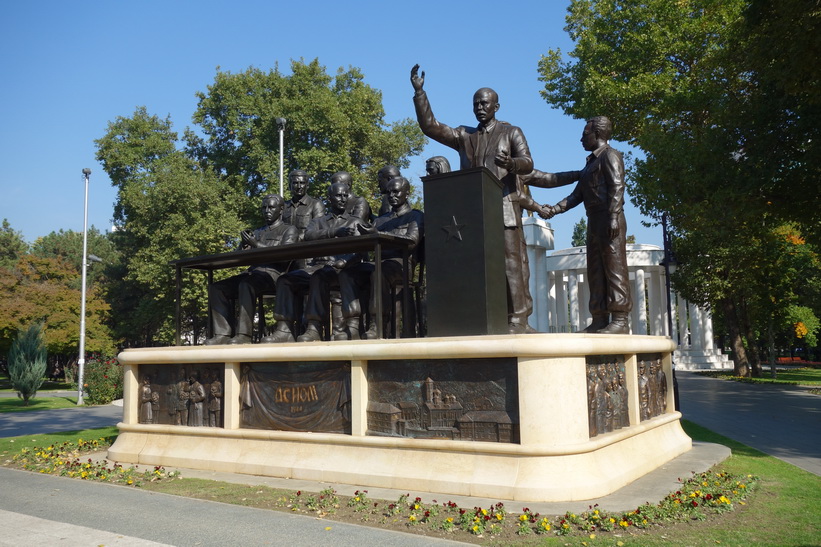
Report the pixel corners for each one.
[721,297,750,377]
[768,316,777,379]
[741,298,762,377]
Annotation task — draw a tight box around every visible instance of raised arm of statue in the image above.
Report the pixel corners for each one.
[411,65,460,150]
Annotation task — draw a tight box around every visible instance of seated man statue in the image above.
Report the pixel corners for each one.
[262,182,364,343]
[331,170,372,221]
[376,164,401,216]
[206,194,298,345]
[282,169,325,240]
[340,176,424,340]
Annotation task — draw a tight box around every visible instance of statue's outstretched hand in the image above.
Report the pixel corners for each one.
[410,64,425,93]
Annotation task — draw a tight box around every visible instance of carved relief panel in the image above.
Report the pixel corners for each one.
[138,364,224,427]
[366,358,519,443]
[585,355,629,437]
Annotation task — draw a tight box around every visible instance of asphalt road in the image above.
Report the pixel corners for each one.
[675,370,821,476]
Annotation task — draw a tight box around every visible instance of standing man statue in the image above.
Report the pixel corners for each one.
[540,116,632,334]
[283,169,325,241]
[205,194,298,345]
[410,64,535,333]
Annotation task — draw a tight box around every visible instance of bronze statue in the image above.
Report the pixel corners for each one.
[377,165,402,216]
[283,169,326,240]
[263,182,365,343]
[188,372,206,427]
[205,195,298,345]
[139,375,153,425]
[341,176,424,339]
[411,64,535,334]
[539,116,632,334]
[330,171,372,222]
[425,156,451,176]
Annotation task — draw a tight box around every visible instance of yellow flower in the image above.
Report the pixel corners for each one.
[446,517,453,523]
[408,515,416,522]
[519,514,528,522]
[126,479,133,485]
[481,508,488,516]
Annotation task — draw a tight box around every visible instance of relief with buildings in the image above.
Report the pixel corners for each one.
[586,355,629,437]
[637,353,668,422]
[138,364,224,427]
[239,361,351,434]
[366,358,519,443]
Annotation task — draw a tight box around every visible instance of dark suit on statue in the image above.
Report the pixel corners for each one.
[413,90,534,328]
[552,144,631,318]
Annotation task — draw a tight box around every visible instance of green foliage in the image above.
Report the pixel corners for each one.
[30,227,119,287]
[571,216,587,247]
[7,323,47,405]
[784,305,820,349]
[189,59,426,211]
[0,219,28,270]
[538,0,821,374]
[0,255,115,358]
[79,354,123,405]
[96,110,246,345]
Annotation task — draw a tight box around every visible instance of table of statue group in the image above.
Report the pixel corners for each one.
[170,233,415,345]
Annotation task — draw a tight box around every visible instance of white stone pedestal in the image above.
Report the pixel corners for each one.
[111,334,690,502]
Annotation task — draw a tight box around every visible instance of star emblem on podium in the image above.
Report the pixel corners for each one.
[442,215,466,242]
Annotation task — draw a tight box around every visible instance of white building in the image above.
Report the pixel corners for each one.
[524,217,731,370]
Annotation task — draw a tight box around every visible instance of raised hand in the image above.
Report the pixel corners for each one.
[410,64,425,93]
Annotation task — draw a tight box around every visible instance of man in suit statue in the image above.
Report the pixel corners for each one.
[410,64,535,334]
[540,116,632,334]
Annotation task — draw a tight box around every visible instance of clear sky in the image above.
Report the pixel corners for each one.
[0,0,662,251]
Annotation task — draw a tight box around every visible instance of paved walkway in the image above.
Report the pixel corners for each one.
[675,371,821,476]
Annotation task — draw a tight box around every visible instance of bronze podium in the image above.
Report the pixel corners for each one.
[422,167,507,337]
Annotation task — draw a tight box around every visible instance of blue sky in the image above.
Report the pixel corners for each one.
[0,0,662,251]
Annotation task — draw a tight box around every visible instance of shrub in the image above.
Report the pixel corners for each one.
[81,354,123,405]
[7,323,48,405]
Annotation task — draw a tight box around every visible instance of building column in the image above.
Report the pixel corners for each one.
[568,273,579,332]
[648,268,664,336]
[523,217,554,333]
[689,303,702,351]
[677,294,689,348]
[555,272,568,333]
[634,268,647,335]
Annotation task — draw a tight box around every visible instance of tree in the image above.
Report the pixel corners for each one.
[536,0,821,375]
[96,112,247,346]
[0,255,115,360]
[188,59,426,213]
[571,217,587,247]
[30,228,119,287]
[0,219,28,270]
[7,322,47,405]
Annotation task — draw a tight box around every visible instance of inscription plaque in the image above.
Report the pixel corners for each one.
[240,362,351,434]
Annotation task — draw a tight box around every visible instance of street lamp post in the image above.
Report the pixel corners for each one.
[77,168,92,405]
[276,117,286,196]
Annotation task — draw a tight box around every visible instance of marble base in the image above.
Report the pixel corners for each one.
[110,334,690,502]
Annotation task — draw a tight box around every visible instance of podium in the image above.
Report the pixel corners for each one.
[422,167,507,336]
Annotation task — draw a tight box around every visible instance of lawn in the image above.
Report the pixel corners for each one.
[2,421,818,546]
[0,373,78,412]
[696,366,821,387]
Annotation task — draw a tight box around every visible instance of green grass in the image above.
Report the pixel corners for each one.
[0,373,74,392]
[0,426,118,462]
[2,421,818,546]
[697,366,821,386]
[0,395,79,413]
